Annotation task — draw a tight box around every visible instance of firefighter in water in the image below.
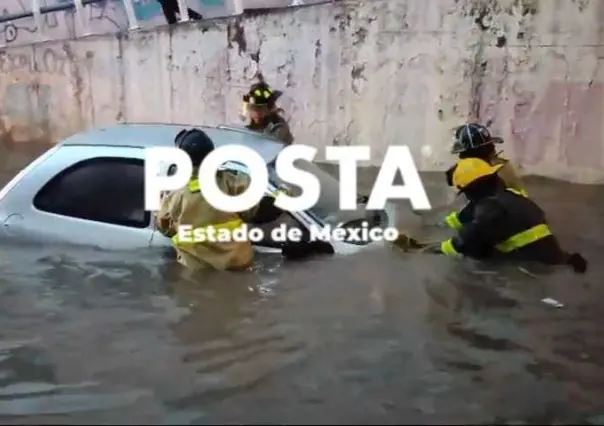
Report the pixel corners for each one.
[242,81,294,145]
[157,128,332,271]
[443,122,527,231]
[423,157,588,273]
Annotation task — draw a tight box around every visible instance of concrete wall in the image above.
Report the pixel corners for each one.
[0,0,327,48]
[1,0,604,182]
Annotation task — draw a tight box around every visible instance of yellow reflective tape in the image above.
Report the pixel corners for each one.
[441,239,459,256]
[172,218,244,245]
[495,224,551,253]
[270,189,286,199]
[506,187,529,198]
[187,179,200,193]
[444,212,463,230]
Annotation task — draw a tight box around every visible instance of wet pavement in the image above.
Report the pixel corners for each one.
[1,147,604,424]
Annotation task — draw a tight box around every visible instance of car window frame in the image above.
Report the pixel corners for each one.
[218,160,318,243]
[32,156,152,229]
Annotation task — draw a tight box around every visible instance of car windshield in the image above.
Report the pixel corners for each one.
[267,159,365,226]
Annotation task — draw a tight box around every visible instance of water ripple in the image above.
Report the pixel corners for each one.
[0,174,602,422]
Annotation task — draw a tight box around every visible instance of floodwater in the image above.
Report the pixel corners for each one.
[1,148,604,424]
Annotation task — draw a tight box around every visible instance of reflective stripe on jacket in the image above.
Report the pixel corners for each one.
[444,156,528,231]
[439,188,567,264]
[444,187,528,231]
[441,223,553,255]
[170,178,245,246]
[156,173,258,271]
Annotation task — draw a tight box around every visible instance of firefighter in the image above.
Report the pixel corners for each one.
[424,158,587,273]
[242,81,294,145]
[157,128,332,270]
[442,122,527,231]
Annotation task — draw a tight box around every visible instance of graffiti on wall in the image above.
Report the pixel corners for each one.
[0,0,320,48]
[0,0,130,45]
[0,46,77,75]
[0,0,225,46]
[0,42,88,147]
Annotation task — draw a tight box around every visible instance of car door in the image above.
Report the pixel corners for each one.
[149,160,315,253]
[3,145,154,249]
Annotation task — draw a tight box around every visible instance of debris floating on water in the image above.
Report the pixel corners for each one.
[541,297,564,308]
[518,266,539,278]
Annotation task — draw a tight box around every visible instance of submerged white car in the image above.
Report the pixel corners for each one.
[0,123,397,255]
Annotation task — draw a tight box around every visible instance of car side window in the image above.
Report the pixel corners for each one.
[33,157,150,228]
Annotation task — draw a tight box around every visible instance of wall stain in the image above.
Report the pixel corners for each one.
[468,53,487,121]
[227,19,247,55]
[335,12,352,31]
[115,35,125,122]
[352,27,367,46]
[351,63,365,94]
[570,0,590,12]
[61,42,85,130]
[0,82,53,148]
[249,50,260,64]
[457,0,539,18]
[351,64,365,80]
[312,39,322,88]
[455,0,539,34]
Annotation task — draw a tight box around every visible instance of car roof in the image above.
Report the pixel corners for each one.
[58,123,286,163]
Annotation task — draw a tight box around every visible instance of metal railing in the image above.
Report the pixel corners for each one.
[0,0,217,43]
[0,0,141,40]
[0,0,326,46]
